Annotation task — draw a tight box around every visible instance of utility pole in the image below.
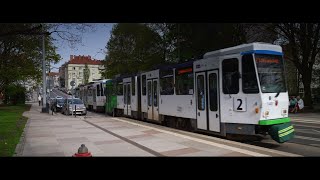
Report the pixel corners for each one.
[41,33,48,113]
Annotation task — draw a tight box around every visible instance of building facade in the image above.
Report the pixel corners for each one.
[59,62,68,88]
[47,72,60,89]
[64,55,104,90]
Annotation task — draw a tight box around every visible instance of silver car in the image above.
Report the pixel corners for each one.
[61,98,87,115]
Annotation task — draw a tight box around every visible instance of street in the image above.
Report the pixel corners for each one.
[243,113,320,156]
[49,89,70,99]
[44,88,320,156]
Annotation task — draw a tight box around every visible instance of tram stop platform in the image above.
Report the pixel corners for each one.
[15,103,300,157]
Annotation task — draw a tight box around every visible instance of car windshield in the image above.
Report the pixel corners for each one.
[57,99,64,103]
[255,54,287,93]
[68,99,83,104]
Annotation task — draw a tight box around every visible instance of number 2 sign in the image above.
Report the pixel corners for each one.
[233,97,246,112]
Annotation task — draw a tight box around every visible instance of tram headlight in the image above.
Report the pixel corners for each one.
[264,110,269,117]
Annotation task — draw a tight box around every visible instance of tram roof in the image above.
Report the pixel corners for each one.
[203,42,282,59]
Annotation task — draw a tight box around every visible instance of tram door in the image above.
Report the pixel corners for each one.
[196,70,220,132]
[123,83,131,116]
[147,79,159,121]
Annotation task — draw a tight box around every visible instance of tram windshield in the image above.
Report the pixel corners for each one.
[255,54,287,93]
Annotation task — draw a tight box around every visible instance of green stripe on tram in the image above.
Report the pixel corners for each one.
[259,117,291,125]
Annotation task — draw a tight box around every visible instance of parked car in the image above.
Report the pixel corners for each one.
[61,98,87,115]
[51,97,65,112]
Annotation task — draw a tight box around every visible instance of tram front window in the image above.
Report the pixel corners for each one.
[255,54,287,93]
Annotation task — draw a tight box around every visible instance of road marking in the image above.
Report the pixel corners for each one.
[294,129,320,135]
[291,124,320,129]
[83,120,163,157]
[291,119,320,125]
[295,135,320,142]
[291,118,320,122]
[313,129,320,134]
[310,144,320,147]
[110,118,274,157]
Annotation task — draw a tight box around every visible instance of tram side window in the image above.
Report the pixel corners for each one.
[242,54,259,93]
[103,84,106,96]
[175,67,193,95]
[160,69,174,95]
[88,88,92,96]
[97,84,100,96]
[132,77,135,96]
[197,75,205,110]
[142,75,146,96]
[101,83,104,96]
[147,81,152,106]
[209,73,218,111]
[222,58,239,94]
[116,82,123,95]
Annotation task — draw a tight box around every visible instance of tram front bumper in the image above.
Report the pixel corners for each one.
[268,122,295,143]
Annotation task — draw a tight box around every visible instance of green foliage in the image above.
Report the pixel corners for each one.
[0,104,30,156]
[148,23,248,64]
[0,23,61,98]
[105,23,163,78]
[3,84,26,105]
[103,23,249,78]
[272,23,320,106]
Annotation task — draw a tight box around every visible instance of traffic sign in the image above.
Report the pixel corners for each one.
[70,81,76,87]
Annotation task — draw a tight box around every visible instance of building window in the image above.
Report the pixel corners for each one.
[299,88,304,93]
[73,67,75,70]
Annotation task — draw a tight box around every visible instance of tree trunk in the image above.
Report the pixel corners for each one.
[301,70,313,107]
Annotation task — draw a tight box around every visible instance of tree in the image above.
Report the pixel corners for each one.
[104,23,163,78]
[148,23,249,63]
[83,63,90,84]
[271,23,320,106]
[0,23,61,101]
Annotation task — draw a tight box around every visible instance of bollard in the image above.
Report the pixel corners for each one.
[75,105,76,117]
[73,144,92,157]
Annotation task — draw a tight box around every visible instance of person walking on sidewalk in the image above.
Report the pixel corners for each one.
[38,94,42,106]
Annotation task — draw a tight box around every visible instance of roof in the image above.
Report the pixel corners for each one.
[68,55,103,65]
[47,72,59,76]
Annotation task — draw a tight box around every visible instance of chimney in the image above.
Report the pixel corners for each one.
[70,55,73,61]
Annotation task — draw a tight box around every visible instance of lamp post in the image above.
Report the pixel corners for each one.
[40,31,52,113]
[41,34,48,113]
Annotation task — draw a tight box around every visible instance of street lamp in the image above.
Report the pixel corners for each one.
[41,31,51,113]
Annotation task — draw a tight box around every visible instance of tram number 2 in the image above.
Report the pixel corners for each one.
[233,98,246,112]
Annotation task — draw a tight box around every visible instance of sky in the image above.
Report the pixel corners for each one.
[50,23,114,71]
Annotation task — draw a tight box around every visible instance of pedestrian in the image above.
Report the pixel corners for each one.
[292,96,304,113]
[38,94,42,106]
[289,96,297,112]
